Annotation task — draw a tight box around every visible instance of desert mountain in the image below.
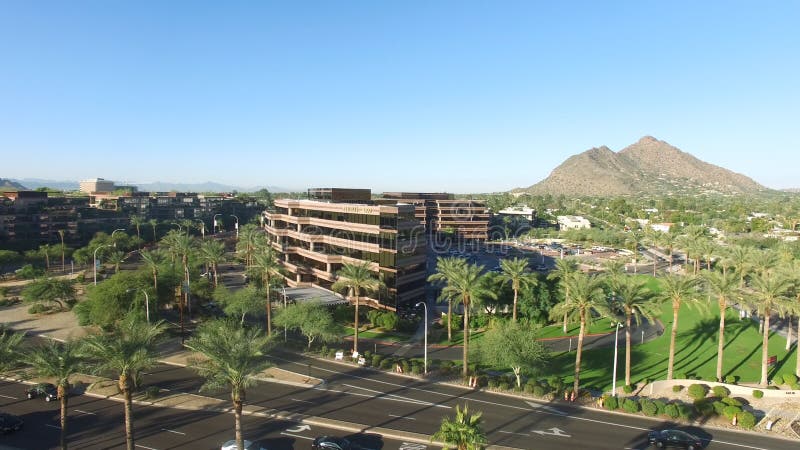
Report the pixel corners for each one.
[0,178,28,191]
[519,136,767,196]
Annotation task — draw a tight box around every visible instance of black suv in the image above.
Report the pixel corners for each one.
[648,429,704,449]
[26,382,58,401]
[0,412,24,434]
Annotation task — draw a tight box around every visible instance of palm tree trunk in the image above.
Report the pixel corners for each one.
[59,387,68,450]
[265,274,272,336]
[717,299,726,382]
[447,299,452,341]
[667,304,680,380]
[353,295,360,355]
[786,317,793,351]
[761,312,771,386]
[462,300,470,378]
[234,396,243,450]
[796,316,800,377]
[625,312,632,387]
[512,288,518,322]
[562,312,568,333]
[573,310,586,396]
[213,263,219,287]
[122,382,134,450]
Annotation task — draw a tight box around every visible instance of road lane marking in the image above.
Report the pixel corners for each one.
[705,440,769,450]
[45,424,61,429]
[74,409,97,415]
[160,428,186,435]
[286,425,311,432]
[135,445,159,450]
[290,398,314,404]
[388,414,416,420]
[0,394,18,399]
[281,432,313,440]
[498,430,530,437]
[342,383,449,408]
[314,385,450,408]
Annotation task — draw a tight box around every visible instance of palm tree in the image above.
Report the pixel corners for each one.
[28,339,85,450]
[697,238,716,271]
[251,248,283,335]
[626,230,644,274]
[751,249,779,277]
[185,319,273,450]
[498,257,537,322]
[750,272,793,386]
[82,317,165,450]
[130,215,144,249]
[550,272,609,396]
[656,229,680,272]
[657,274,703,380]
[727,245,753,288]
[58,229,66,272]
[332,262,383,355]
[139,249,164,295]
[548,257,580,333]
[147,219,159,242]
[236,224,266,267]
[0,325,23,374]
[168,232,196,320]
[198,239,226,287]
[702,270,741,382]
[439,263,495,378]
[612,277,659,387]
[428,257,467,341]
[107,250,126,273]
[431,404,487,450]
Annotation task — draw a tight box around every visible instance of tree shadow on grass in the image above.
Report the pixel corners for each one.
[671,318,717,375]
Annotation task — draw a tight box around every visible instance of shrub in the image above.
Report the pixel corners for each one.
[498,381,510,391]
[547,376,564,391]
[664,403,679,419]
[695,399,715,417]
[738,411,756,429]
[725,375,738,384]
[723,405,742,420]
[604,396,618,411]
[380,359,394,370]
[783,373,798,386]
[712,401,727,415]
[712,386,730,398]
[400,359,410,373]
[623,384,635,394]
[722,397,743,407]
[532,385,546,397]
[687,384,709,401]
[371,354,383,367]
[145,386,160,399]
[640,399,657,416]
[524,383,535,394]
[677,403,694,420]
[752,390,763,399]
[672,385,683,393]
[410,363,422,375]
[677,372,688,380]
[27,304,49,314]
[476,375,488,388]
[654,400,667,416]
[622,398,639,414]
[488,378,498,389]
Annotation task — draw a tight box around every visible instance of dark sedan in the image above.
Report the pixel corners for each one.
[25,382,58,401]
[0,412,24,434]
[648,429,704,449]
[312,436,351,450]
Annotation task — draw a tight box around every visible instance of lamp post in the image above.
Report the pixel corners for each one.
[213,214,222,234]
[415,301,428,375]
[612,322,623,396]
[127,289,151,323]
[171,222,182,232]
[93,244,112,285]
[230,214,239,239]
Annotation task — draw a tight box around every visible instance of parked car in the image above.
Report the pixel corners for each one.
[220,439,266,450]
[0,412,24,434]
[25,382,58,401]
[312,436,351,450]
[648,429,704,449]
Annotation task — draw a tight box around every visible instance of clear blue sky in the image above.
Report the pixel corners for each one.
[2,1,798,193]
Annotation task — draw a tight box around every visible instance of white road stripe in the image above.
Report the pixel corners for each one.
[342,383,448,408]
[498,430,530,437]
[281,432,313,440]
[160,428,186,435]
[74,409,97,415]
[135,445,159,450]
[290,398,314,404]
[388,414,416,420]
[45,424,61,429]
[0,394,18,399]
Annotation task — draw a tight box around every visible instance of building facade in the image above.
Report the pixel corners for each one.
[379,193,489,241]
[79,178,116,194]
[263,192,427,311]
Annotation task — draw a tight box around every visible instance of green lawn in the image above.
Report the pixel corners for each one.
[534,319,618,339]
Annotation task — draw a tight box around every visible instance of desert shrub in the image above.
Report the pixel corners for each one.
[476,375,488,388]
[623,384,635,394]
[380,358,394,370]
[640,399,657,416]
[145,386,160,399]
[782,373,798,385]
[723,405,742,420]
[664,403,679,419]
[738,411,756,429]
[371,354,383,367]
[487,378,498,389]
[547,376,564,392]
[677,403,694,420]
[532,385,546,397]
[604,396,618,411]
[27,303,49,314]
[399,359,410,373]
[790,383,799,390]
[725,375,737,384]
[712,386,730,398]
[672,385,683,393]
[622,398,639,414]
[687,384,709,401]
[410,363,422,375]
[712,401,727,415]
[498,381,510,391]
[752,390,763,399]
[722,397,743,407]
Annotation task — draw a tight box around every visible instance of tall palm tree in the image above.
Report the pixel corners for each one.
[147,219,159,242]
[82,317,165,450]
[185,319,273,450]
[626,230,644,274]
[550,272,609,396]
[198,239,226,287]
[702,270,741,382]
[28,339,85,450]
[0,325,23,374]
[612,277,659,387]
[431,404,487,450]
[750,272,793,386]
[440,263,495,378]
[548,257,580,333]
[697,238,716,271]
[656,229,680,271]
[139,249,164,295]
[107,250,126,273]
[498,257,537,322]
[657,274,703,380]
[727,245,753,288]
[130,215,144,249]
[236,224,266,267]
[251,248,283,335]
[332,262,382,355]
[168,232,196,320]
[751,249,779,278]
[58,229,66,272]
[428,257,467,341]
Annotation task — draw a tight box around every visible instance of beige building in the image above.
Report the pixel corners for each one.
[379,193,489,241]
[79,178,116,193]
[263,189,427,310]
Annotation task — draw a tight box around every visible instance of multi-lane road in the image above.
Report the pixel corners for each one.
[2,348,797,450]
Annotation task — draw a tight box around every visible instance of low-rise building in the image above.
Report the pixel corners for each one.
[557,215,591,230]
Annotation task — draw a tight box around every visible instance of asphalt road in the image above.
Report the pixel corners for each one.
[0,379,419,450]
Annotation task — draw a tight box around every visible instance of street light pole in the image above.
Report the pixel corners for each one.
[230,215,239,239]
[415,301,428,375]
[213,214,222,234]
[612,322,622,396]
[93,244,112,285]
[127,289,150,323]
[171,222,182,232]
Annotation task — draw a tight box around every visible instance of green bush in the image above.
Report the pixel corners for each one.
[664,403,679,419]
[371,354,383,367]
[547,376,564,392]
[694,399,714,417]
[640,399,657,416]
[723,405,742,420]
[752,390,763,399]
[27,304,49,314]
[410,363,422,375]
[487,378,498,389]
[687,384,709,401]
[623,384,635,394]
[144,386,160,399]
[498,382,510,391]
[476,375,488,388]
[712,386,730,398]
[783,373,798,385]
[738,411,756,429]
[622,398,639,414]
[677,372,688,380]
[604,396,618,411]
[654,400,667,416]
[532,385,546,397]
[712,401,727,415]
[725,375,738,384]
[722,397,743,407]
[672,385,683,393]
[380,359,394,370]
[677,403,694,420]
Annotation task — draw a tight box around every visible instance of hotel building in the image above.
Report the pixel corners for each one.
[380,193,489,241]
[262,189,427,310]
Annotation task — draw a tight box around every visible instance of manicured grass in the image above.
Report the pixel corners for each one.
[534,319,617,339]
[343,327,411,343]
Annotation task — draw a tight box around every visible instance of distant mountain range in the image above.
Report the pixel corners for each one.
[0,178,29,190]
[4,178,290,193]
[515,136,768,197]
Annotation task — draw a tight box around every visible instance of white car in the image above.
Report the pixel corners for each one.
[220,440,266,450]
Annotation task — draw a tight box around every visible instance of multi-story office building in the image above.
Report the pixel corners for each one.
[79,178,116,194]
[263,189,427,310]
[380,193,489,241]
